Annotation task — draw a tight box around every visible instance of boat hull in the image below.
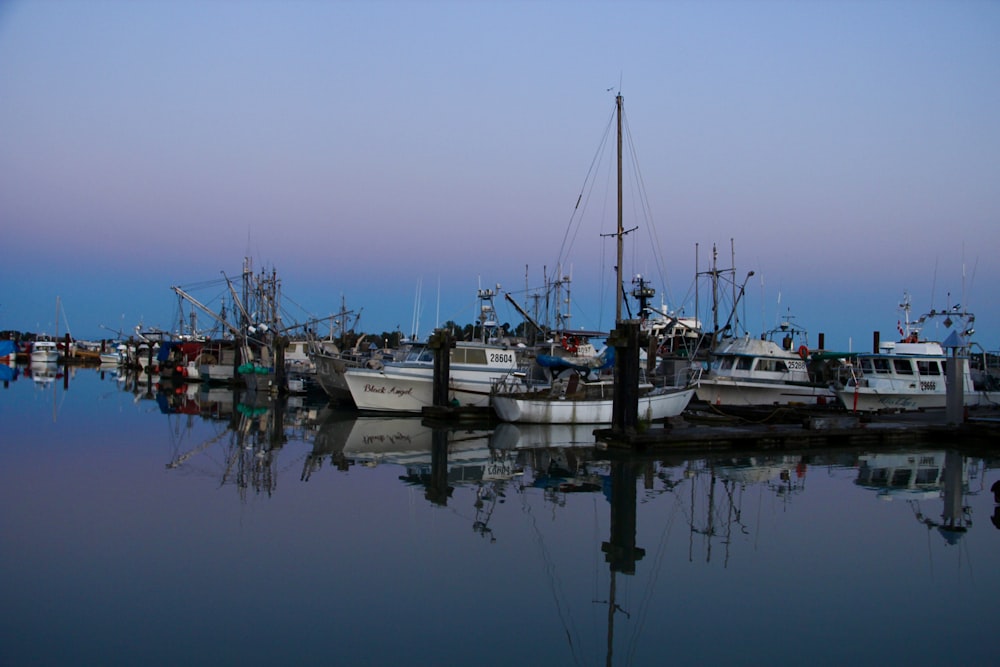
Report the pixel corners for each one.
[696,378,836,407]
[835,385,992,412]
[492,386,695,424]
[344,366,503,413]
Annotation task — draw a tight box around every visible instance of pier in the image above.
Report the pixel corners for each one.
[594,406,1000,452]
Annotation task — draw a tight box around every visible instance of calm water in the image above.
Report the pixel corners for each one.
[2,366,998,667]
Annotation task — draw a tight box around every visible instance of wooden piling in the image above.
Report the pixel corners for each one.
[428,329,456,408]
[609,320,641,435]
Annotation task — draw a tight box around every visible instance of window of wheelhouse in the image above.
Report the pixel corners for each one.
[756,358,789,373]
[870,358,891,374]
[917,360,941,376]
[736,356,753,371]
[892,359,914,375]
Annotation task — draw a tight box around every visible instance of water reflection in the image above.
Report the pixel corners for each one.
[5,368,998,665]
[125,376,997,553]
[856,450,975,544]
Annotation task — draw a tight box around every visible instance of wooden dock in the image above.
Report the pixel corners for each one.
[595,406,1000,452]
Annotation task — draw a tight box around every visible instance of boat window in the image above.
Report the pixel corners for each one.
[415,348,434,363]
[461,348,487,365]
[736,357,753,371]
[891,469,912,487]
[756,359,789,373]
[872,358,891,374]
[892,359,914,375]
[917,360,941,376]
[718,357,734,370]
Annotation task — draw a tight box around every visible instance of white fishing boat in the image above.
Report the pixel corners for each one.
[695,331,836,407]
[490,93,696,424]
[30,340,60,363]
[344,339,527,412]
[343,286,531,413]
[835,295,996,412]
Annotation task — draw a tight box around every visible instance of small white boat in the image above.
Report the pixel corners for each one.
[30,340,60,364]
[491,94,696,425]
[695,333,836,407]
[492,378,695,424]
[835,296,996,412]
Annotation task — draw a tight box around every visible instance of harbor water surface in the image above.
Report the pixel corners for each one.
[2,367,998,666]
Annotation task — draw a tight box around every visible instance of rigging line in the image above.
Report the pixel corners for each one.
[626,491,682,666]
[520,494,585,667]
[557,105,617,272]
[622,107,674,305]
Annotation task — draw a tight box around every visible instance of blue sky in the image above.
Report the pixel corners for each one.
[2,0,998,350]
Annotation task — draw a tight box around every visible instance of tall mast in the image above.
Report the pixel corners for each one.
[615,93,624,324]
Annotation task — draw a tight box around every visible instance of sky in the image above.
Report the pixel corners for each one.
[1,0,998,351]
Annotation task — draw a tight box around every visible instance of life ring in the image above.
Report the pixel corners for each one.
[561,335,578,354]
[797,345,809,360]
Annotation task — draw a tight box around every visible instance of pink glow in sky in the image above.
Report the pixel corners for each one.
[2,1,998,349]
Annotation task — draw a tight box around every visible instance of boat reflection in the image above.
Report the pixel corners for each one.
[125,376,1000,664]
[856,449,978,543]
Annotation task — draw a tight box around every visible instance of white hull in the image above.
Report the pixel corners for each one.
[836,385,991,412]
[696,378,836,406]
[31,342,59,364]
[492,386,695,424]
[344,366,501,413]
[838,337,995,412]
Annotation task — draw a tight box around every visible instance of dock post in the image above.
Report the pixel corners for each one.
[945,350,965,425]
[609,320,640,435]
[428,329,456,407]
[426,427,451,506]
[274,335,288,395]
[601,458,645,574]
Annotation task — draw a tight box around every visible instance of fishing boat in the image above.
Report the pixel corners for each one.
[491,93,696,424]
[30,339,60,364]
[695,323,837,407]
[835,295,997,412]
[343,285,531,413]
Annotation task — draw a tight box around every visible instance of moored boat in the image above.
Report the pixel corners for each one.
[695,329,837,407]
[490,93,696,424]
[30,339,60,364]
[345,339,527,413]
[835,295,996,412]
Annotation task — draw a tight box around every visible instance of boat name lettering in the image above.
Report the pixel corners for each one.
[362,434,412,445]
[362,384,414,397]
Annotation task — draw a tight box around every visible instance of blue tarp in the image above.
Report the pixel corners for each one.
[0,340,17,358]
[537,346,615,373]
[0,364,15,383]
